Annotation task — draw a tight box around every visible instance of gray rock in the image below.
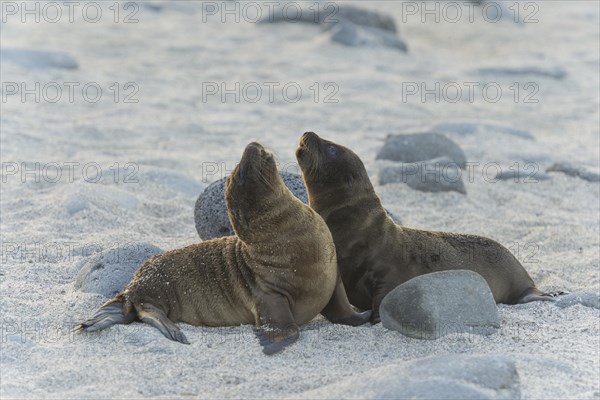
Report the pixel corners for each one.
[263,3,396,31]
[376,133,467,167]
[195,173,401,240]
[494,163,550,181]
[328,20,407,51]
[194,173,308,240]
[291,354,520,399]
[325,5,397,32]
[546,162,600,182]
[467,0,525,23]
[1,48,78,69]
[141,2,164,12]
[75,243,163,298]
[475,66,567,80]
[380,270,499,339]
[379,157,467,194]
[260,4,406,51]
[555,292,600,309]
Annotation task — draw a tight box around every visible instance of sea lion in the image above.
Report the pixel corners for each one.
[296,132,562,323]
[77,142,369,354]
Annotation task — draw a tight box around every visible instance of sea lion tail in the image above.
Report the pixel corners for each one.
[517,287,566,304]
[74,296,136,334]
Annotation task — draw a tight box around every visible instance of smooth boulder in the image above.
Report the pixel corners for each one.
[380,270,499,339]
[493,163,550,181]
[75,242,163,298]
[327,19,407,51]
[1,48,78,69]
[376,133,467,167]
[291,354,520,400]
[378,157,467,194]
[194,173,308,240]
[555,292,600,309]
[546,162,600,182]
[263,3,396,31]
[260,4,407,51]
[474,66,567,80]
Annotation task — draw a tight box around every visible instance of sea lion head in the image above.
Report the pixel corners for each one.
[296,132,373,210]
[226,142,285,238]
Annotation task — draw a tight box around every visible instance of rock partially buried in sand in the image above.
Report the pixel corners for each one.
[75,243,163,298]
[555,292,600,309]
[378,157,467,194]
[290,354,520,399]
[263,3,396,31]
[260,4,407,51]
[546,162,600,182]
[195,173,307,240]
[494,163,550,181]
[376,133,467,167]
[474,66,567,80]
[1,48,78,69]
[325,19,407,51]
[195,173,401,240]
[324,5,398,32]
[380,270,499,339]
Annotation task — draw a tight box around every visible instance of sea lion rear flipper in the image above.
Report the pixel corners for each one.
[255,294,299,355]
[135,303,190,344]
[517,287,566,304]
[321,276,371,326]
[75,298,135,334]
[369,285,392,324]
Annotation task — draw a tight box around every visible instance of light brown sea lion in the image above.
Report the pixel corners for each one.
[296,132,562,323]
[77,142,369,354]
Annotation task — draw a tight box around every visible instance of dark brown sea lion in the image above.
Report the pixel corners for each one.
[296,132,561,323]
[77,142,368,354]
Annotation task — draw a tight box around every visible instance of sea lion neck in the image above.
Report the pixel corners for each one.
[228,184,293,245]
[310,188,385,226]
[225,143,284,242]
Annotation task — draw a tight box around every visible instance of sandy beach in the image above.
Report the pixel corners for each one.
[1,1,599,398]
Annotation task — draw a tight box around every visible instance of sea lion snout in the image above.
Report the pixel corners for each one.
[298,132,340,160]
[298,131,321,153]
[300,131,320,146]
[296,131,319,163]
[235,142,276,185]
[244,142,275,163]
[243,141,265,161]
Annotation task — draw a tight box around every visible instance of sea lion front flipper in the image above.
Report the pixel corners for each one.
[135,303,190,344]
[369,288,387,324]
[255,293,299,355]
[321,275,371,326]
[517,287,566,304]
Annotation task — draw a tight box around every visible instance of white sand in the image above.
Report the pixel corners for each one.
[1,1,599,398]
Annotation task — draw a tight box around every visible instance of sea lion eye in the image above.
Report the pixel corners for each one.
[326,144,338,158]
